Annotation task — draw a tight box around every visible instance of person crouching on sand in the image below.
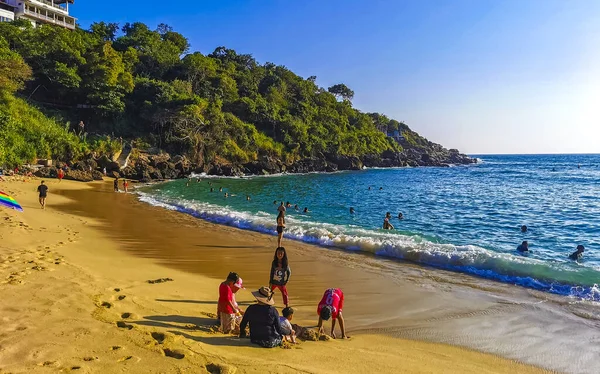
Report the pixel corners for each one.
[218,272,242,334]
[276,210,286,247]
[317,288,349,339]
[269,247,291,307]
[280,307,297,344]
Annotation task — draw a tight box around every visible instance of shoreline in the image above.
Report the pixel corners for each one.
[0,178,572,373]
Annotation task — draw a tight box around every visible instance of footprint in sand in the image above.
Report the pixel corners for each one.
[110,346,122,351]
[162,348,185,360]
[82,356,98,362]
[100,302,113,308]
[113,288,121,292]
[121,312,133,319]
[117,355,140,363]
[146,278,173,284]
[117,295,126,301]
[151,332,165,344]
[116,321,133,330]
[37,360,59,367]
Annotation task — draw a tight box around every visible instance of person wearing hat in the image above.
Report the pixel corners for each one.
[569,245,585,261]
[239,286,284,348]
[317,288,349,339]
[218,272,242,334]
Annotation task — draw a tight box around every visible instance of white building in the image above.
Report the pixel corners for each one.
[0,0,75,29]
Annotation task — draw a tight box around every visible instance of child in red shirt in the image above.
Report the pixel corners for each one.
[218,272,241,333]
[317,288,349,339]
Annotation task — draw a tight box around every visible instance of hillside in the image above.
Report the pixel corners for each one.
[0,20,474,179]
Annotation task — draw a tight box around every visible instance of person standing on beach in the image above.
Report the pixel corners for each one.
[114,177,119,192]
[218,272,242,334]
[37,180,48,209]
[276,210,286,247]
[122,179,129,193]
[269,247,291,307]
[57,168,64,183]
[317,288,349,339]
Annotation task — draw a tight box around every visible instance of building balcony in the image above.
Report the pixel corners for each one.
[23,8,75,29]
[28,0,68,14]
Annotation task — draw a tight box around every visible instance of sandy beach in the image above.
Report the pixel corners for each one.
[0,177,554,373]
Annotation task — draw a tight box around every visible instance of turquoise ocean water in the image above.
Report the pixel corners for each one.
[138,154,600,301]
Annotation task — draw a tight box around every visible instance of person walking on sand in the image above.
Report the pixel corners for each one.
[122,179,129,193]
[269,247,291,307]
[57,168,64,183]
[37,180,48,209]
[317,288,349,339]
[218,272,242,334]
[276,210,286,247]
[114,177,119,192]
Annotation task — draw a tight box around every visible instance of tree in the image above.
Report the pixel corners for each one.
[0,37,32,93]
[327,83,354,102]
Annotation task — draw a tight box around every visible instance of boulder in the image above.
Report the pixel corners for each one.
[96,155,120,173]
[64,170,93,182]
[149,153,170,167]
[91,170,104,181]
[34,167,57,179]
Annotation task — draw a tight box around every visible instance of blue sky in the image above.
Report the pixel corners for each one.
[73,0,600,154]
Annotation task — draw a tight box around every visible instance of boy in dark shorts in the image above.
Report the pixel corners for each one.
[37,180,48,209]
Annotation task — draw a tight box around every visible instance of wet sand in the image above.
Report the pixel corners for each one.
[0,177,586,373]
[59,181,600,373]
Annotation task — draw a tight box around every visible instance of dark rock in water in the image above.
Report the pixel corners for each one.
[243,156,281,175]
[64,170,93,182]
[91,170,104,180]
[208,163,242,177]
[288,157,330,173]
[149,168,163,180]
[34,167,57,178]
[328,155,363,170]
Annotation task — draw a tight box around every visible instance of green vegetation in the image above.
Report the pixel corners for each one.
[1,20,447,169]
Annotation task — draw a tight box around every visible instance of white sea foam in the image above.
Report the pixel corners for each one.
[136,191,600,301]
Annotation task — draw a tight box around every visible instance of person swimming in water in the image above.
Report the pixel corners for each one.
[219,187,223,192]
[224,193,228,198]
[568,245,585,261]
[350,207,355,214]
[397,212,403,219]
[517,241,529,252]
[286,201,292,208]
[379,187,383,190]
[368,186,371,190]
[246,195,251,201]
[521,225,528,233]
[303,207,309,213]
[210,187,214,192]
[294,204,299,211]
[383,212,394,230]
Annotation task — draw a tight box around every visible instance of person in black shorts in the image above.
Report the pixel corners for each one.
[114,177,119,192]
[37,180,48,209]
[276,210,285,247]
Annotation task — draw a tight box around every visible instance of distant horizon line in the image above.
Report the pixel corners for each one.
[468,152,600,156]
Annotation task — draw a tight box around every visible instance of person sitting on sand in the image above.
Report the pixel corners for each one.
[276,211,286,247]
[270,247,291,307]
[317,288,349,339]
[239,286,284,348]
[517,241,529,252]
[280,307,297,344]
[218,272,242,334]
[37,180,48,209]
[568,245,585,261]
[521,225,528,233]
